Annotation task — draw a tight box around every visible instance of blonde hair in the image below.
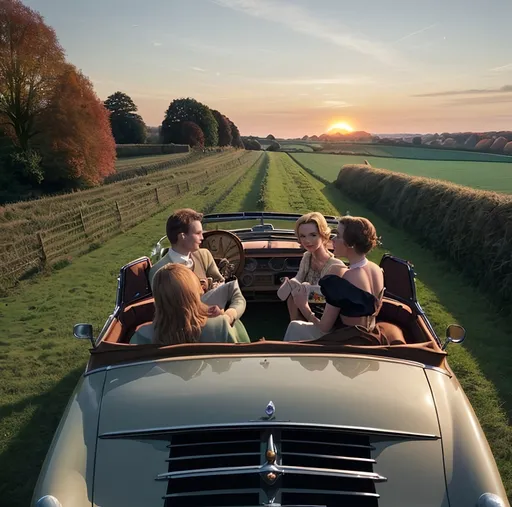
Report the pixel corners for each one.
[294,212,331,245]
[152,263,209,345]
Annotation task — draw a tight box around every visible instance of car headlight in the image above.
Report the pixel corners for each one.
[477,493,506,507]
[36,496,62,507]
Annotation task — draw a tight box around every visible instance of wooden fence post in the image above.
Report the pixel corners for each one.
[154,187,160,204]
[115,201,123,223]
[37,232,47,265]
[186,181,190,192]
[79,207,88,236]
[176,184,181,195]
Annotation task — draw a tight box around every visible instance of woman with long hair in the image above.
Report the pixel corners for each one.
[130,263,238,345]
[283,215,384,341]
[278,212,346,320]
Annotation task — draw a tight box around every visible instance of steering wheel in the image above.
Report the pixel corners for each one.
[201,230,245,278]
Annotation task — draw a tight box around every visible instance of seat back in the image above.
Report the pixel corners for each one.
[377,298,427,344]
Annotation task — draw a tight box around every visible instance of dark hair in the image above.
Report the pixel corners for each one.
[166,208,203,244]
[338,216,378,254]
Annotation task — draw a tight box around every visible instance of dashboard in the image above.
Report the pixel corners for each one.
[239,256,302,300]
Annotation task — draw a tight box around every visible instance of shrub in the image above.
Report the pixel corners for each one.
[336,164,512,309]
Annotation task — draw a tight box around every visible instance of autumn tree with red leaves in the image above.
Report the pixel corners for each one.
[0,0,116,200]
[180,121,205,148]
[0,0,65,150]
[211,109,232,147]
[36,65,116,186]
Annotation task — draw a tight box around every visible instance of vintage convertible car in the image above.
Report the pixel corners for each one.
[32,212,509,507]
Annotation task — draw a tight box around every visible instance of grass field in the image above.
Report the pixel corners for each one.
[115,152,189,172]
[1,151,510,504]
[313,142,512,162]
[293,152,512,193]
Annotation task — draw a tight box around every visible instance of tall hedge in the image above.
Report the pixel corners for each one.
[336,164,512,309]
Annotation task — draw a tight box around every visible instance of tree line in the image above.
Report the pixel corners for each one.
[0,0,244,204]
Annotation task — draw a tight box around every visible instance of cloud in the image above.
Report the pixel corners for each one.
[392,23,438,44]
[318,100,352,109]
[444,95,512,107]
[413,85,512,97]
[490,63,512,72]
[263,76,372,86]
[211,0,403,66]
[152,41,162,47]
[191,66,206,72]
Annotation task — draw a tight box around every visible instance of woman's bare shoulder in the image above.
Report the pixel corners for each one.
[327,261,348,276]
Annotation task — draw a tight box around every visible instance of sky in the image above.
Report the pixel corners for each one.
[22,0,512,138]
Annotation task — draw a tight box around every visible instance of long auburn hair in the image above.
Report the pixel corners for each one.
[152,263,209,345]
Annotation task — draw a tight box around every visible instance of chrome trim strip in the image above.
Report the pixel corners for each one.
[283,452,375,464]
[84,351,450,377]
[156,464,261,480]
[156,463,386,482]
[163,488,261,499]
[162,489,379,499]
[166,452,259,462]
[280,488,380,498]
[281,439,375,450]
[167,438,258,449]
[280,465,386,481]
[100,421,439,441]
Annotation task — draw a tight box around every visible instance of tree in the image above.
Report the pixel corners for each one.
[180,121,204,148]
[104,91,147,144]
[266,134,275,140]
[35,65,116,187]
[0,0,66,151]
[211,109,232,147]
[242,138,261,150]
[412,136,422,146]
[161,98,218,146]
[227,118,243,148]
[266,140,280,151]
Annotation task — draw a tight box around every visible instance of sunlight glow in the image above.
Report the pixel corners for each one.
[327,122,354,132]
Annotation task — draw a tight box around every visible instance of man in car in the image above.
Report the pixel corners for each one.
[149,208,250,342]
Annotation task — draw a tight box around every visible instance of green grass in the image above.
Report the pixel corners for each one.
[293,152,512,194]
[264,153,512,496]
[316,142,512,162]
[115,152,189,172]
[1,151,511,504]
[0,159,256,506]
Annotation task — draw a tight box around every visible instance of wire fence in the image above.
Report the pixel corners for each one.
[0,152,251,291]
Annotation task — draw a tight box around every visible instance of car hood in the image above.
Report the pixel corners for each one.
[93,355,448,507]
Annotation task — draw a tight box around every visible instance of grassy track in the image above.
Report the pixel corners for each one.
[0,155,260,506]
[293,152,512,194]
[262,152,511,498]
[115,152,189,171]
[1,150,510,503]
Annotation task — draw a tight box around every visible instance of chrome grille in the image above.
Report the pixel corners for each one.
[158,425,384,507]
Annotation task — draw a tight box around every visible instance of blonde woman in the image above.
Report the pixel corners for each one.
[278,212,346,320]
[130,263,238,345]
[284,215,383,341]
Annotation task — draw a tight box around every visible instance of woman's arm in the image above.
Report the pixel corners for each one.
[292,285,340,333]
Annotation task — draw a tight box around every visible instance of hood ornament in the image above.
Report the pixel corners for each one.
[265,400,276,418]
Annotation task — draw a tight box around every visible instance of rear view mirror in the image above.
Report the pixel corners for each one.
[73,323,95,347]
[442,324,466,350]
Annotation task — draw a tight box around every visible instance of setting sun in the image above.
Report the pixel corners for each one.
[328,122,354,133]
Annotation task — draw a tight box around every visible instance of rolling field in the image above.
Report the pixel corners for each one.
[311,142,512,162]
[115,152,190,172]
[1,151,511,504]
[293,152,512,193]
